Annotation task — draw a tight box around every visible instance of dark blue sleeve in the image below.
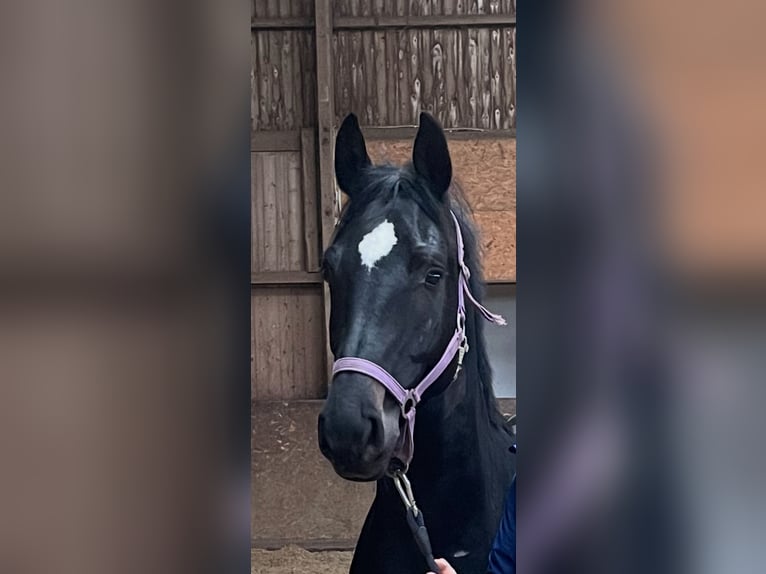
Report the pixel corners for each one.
[487,476,515,574]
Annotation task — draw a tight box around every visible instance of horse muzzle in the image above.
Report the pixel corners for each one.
[317,376,400,481]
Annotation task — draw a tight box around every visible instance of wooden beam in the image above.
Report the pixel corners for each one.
[251,18,314,30]
[315,0,337,382]
[251,271,323,286]
[251,130,302,152]
[361,126,516,141]
[334,14,516,30]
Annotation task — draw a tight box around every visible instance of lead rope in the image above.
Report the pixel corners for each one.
[392,471,440,572]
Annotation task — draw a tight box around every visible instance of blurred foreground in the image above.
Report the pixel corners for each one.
[518,1,766,573]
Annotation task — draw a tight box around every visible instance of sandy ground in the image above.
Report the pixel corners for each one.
[252,546,353,574]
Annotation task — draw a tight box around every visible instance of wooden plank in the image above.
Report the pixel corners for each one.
[301,33,317,127]
[251,18,314,30]
[420,27,432,115]
[286,152,303,269]
[252,149,307,272]
[374,30,387,124]
[252,271,323,285]
[490,27,501,129]
[503,26,514,129]
[397,30,409,123]
[315,0,338,247]
[352,31,365,120]
[292,28,303,127]
[361,125,515,139]
[301,129,320,271]
[329,0,515,19]
[252,30,315,130]
[282,30,296,129]
[316,0,338,383]
[275,153,289,270]
[385,28,398,124]
[251,130,302,152]
[251,288,326,400]
[252,153,264,273]
[479,27,490,128]
[333,13,516,28]
[269,31,284,128]
[433,28,446,122]
[409,28,420,119]
[363,30,375,124]
[335,32,349,120]
[251,33,259,131]
[468,27,478,126]
[278,283,291,398]
[261,153,278,271]
[445,27,457,126]
[255,32,270,129]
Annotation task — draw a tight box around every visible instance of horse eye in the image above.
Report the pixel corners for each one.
[425,270,442,286]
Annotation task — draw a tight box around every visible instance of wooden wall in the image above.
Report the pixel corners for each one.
[251,287,326,402]
[252,0,516,402]
[334,26,515,129]
[251,31,317,131]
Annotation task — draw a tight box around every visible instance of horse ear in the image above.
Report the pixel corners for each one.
[412,112,452,198]
[335,113,371,196]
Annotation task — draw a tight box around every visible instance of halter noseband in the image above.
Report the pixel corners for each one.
[331,211,506,471]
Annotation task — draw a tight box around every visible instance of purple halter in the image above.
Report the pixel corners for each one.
[331,211,506,471]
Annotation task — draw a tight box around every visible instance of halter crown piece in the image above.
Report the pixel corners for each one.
[332,211,506,471]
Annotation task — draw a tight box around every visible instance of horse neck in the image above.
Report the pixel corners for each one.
[395,306,503,497]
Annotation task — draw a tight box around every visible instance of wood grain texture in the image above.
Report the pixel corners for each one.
[366,138,515,281]
[251,287,327,401]
[333,0,516,16]
[252,30,316,131]
[253,0,315,19]
[316,0,339,383]
[252,151,313,273]
[301,129,320,271]
[333,26,514,129]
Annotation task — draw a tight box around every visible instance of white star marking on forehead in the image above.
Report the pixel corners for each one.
[358,219,398,271]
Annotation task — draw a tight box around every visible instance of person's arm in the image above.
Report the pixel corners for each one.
[487,476,516,573]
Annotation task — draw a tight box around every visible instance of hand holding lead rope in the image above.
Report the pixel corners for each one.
[393,471,440,573]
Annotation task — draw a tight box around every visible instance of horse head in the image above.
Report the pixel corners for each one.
[318,113,460,481]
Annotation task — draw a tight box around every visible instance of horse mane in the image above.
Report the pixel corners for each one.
[333,164,509,433]
[446,182,510,433]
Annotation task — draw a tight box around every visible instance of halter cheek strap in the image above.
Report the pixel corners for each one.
[331,211,506,471]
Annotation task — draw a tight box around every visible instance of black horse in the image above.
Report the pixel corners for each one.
[318,112,515,574]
